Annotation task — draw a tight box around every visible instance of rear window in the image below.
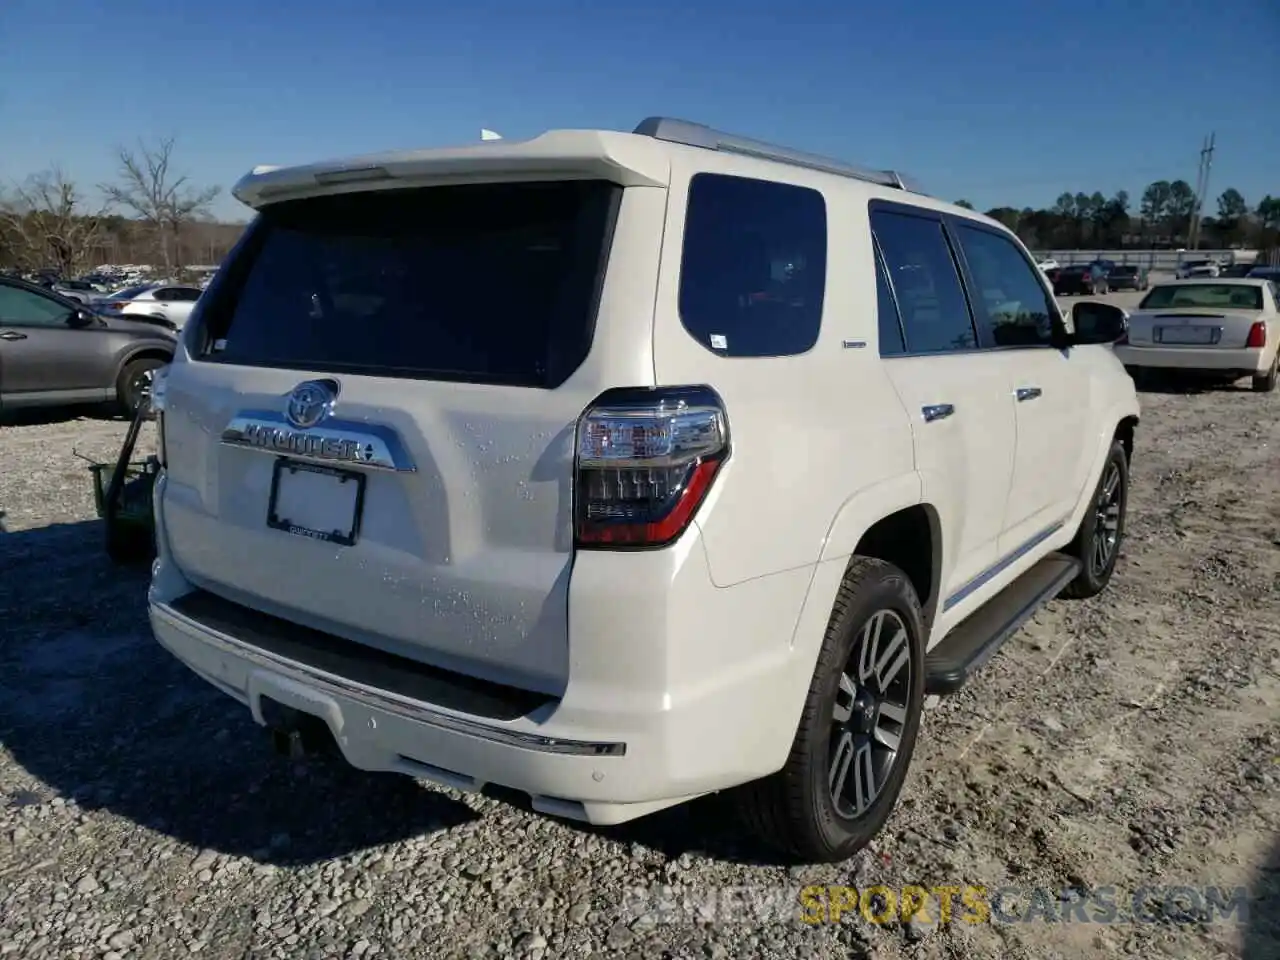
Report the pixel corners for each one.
[1112,266,1137,274]
[1139,284,1263,311]
[677,173,827,357]
[197,180,621,388]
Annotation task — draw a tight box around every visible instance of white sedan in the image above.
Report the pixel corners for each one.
[100,282,203,330]
[1113,278,1279,392]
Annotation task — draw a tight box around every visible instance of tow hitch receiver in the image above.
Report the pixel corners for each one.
[260,698,337,759]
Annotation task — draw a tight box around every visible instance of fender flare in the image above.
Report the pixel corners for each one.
[1064,402,1140,538]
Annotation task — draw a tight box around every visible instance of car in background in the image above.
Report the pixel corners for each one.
[0,274,177,417]
[1107,265,1149,291]
[1053,263,1110,296]
[1246,265,1280,284]
[1218,262,1256,278]
[1036,257,1060,272]
[98,282,203,330]
[1175,259,1220,279]
[51,279,106,304]
[1113,279,1279,393]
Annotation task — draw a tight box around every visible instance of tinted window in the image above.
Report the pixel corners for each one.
[199,180,621,388]
[152,288,176,302]
[0,284,72,326]
[1139,284,1263,311]
[871,209,976,353]
[171,287,201,302]
[678,173,827,357]
[952,224,1056,347]
[875,246,905,355]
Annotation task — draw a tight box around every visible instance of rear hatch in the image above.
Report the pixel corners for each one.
[159,178,646,696]
[1127,284,1265,348]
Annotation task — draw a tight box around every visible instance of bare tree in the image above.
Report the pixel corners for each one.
[100,137,221,274]
[0,167,109,275]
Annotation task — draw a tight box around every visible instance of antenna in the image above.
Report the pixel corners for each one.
[632,116,923,193]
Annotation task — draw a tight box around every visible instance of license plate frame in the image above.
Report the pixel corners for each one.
[266,457,367,547]
[1156,325,1219,345]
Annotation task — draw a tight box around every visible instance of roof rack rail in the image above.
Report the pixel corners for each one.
[632,116,924,193]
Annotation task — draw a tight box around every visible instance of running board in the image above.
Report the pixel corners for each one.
[924,554,1081,695]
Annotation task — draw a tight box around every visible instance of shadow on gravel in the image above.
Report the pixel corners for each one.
[1133,373,1251,395]
[0,519,478,867]
[479,784,796,868]
[1244,834,1280,960]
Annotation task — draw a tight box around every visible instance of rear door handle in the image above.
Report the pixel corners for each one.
[922,403,955,422]
[1015,386,1042,402]
[0,330,27,341]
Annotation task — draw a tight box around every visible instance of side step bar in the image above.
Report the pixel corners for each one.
[924,553,1081,695]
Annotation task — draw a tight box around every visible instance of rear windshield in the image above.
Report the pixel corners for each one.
[197,180,621,388]
[1139,284,1263,311]
[1111,266,1137,274]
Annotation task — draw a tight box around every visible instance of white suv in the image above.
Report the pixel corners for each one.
[147,117,1140,863]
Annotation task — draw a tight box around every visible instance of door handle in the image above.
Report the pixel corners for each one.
[922,403,955,422]
[0,330,27,341]
[1016,386,1042,402]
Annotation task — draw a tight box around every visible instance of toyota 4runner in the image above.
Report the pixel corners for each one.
[147,117,1140,863]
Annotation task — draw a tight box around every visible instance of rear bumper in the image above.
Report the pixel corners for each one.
[1113,344,1269,374]
[147,475,816,825]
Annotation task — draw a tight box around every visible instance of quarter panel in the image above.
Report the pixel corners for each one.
[650,155,917,587]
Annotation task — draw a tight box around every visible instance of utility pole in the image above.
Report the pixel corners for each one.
[1189,132,1216,250]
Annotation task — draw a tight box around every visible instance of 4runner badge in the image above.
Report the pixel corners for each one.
[220,401,417,473]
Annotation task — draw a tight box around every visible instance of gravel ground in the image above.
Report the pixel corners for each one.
[2,304,1278,960]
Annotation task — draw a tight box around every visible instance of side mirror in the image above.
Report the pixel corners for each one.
[68,308,98,328]
[1071,302,1128,345]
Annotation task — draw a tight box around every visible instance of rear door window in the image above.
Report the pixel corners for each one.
[871,207,977,353]
[677,173,827,357]
[197,180,622,388]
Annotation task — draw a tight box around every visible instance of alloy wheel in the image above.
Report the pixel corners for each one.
[1091,461,1123,575]
[828,609,913,819]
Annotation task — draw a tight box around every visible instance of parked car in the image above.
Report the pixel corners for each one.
[52,279,105,304]
[145,116,1139,864]
[1175,259,1219,279]
[1106,265,1149,291]
[99,283,203,330]
[0,275,177,417]
[1113,279,1279,392]
[1053,263,1110,295]
[1036,258,1060,273]
[1246,265,1280,283]
[1218,262,1256,278]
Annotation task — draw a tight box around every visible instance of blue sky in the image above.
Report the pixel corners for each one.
[3,0,1277,223]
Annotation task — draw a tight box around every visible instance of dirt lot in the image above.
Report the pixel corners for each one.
[1,297,1278,960]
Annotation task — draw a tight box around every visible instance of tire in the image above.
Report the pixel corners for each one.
[116,356,167,419]
[1060,440,1128,600]
[733,557,926,862]
[1251,352,1278,393]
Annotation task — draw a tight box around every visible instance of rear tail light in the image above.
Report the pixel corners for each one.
[574,386,729,548]
[1246,322,1267,349]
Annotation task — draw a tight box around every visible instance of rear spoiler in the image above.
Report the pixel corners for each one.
[233,130,671,208]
